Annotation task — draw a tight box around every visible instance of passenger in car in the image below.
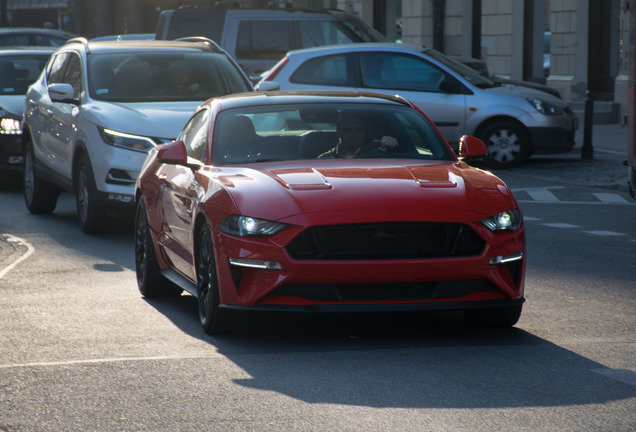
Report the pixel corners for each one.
[318,113,398,158]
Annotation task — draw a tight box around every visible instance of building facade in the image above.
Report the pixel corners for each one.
[1,0,630,120]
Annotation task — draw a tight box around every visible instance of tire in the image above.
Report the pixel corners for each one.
[196,223,238,334]
[76,155,105,234]
[463,304,523,328]
[134,197,183,297]
[23,141,58,214]
[478,121,530,169]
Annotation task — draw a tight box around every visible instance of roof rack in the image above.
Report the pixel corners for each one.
[65,37,90,53]
[174,36,223,53]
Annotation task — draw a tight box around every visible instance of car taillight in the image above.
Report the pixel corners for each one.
[262,57,288,81]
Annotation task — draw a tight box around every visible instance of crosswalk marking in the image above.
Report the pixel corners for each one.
[593,192,629,204]
[541,223,580,228]
[583,230,626,236]
[526,189,559,202]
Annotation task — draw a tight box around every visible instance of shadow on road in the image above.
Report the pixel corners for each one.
[145,295,636,409]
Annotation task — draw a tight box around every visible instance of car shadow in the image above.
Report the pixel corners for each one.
[145,295,636,409]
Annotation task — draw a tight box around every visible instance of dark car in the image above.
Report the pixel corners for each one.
[0,27,77,47]
[0,46,55,178]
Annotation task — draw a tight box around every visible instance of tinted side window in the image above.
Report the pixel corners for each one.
[164,10,225,40]
[0,35,15,46]
[290,54,352,87]
[47,52,69,84]
[179,109,210,162]
[236,21,290,60]
[359,53,446,92]
[61,53,82,98]
[299,21,357,46]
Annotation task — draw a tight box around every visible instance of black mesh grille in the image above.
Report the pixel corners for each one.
[272,279,498,302]
[286,223,485,260]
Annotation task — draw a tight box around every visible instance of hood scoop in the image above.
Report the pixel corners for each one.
[271,168,332,191]
[409,168,458,188]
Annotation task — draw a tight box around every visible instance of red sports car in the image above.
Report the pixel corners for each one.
[134,91,525,334]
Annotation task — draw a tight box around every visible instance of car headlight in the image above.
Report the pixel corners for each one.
[219,215,287,237]
[98,126,157,153]
[479,209,522,232]
[526,98,563,115]
[0,117,21,134]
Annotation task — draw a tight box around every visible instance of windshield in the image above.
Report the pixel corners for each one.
[88,51,251,102]
[0,54,51,95]
[212,102,454,165]
[424,49,497,88]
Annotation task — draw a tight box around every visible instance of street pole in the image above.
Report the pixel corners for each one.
[581,90,594,159]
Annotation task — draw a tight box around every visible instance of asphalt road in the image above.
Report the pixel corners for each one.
[0,123,634,432]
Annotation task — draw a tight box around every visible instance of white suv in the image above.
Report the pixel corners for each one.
[23,37,252,233]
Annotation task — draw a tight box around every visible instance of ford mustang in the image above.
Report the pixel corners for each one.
[134,91,525,334]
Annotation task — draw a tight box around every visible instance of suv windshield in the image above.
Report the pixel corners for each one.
[88,51,251,102]
[425,49,497,88]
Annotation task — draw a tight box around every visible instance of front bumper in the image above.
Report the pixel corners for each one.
[212,218,526,312]
[0,134,23,173]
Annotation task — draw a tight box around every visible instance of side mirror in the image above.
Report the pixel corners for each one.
[256,80,280,91]
[458,135,488,160]
[438,76,457,93]
[157,140,201,169]
[48,83,77,104]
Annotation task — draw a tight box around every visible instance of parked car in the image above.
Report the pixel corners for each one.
[134,90,526,334]
[155,4,386,78]
[257,43,578,168]
[0,27,77,47]
[0,46,54,178]
[22,37,253,233]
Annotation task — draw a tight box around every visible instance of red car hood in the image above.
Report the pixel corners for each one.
[208,159,515,223]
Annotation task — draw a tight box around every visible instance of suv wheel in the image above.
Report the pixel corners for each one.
[76,155,105,234]
[23,142,58,214]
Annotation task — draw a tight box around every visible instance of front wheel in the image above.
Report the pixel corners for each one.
[463,304,522,328]
[134,197,183,297]
[23,142,58,214]
[76,155,105,234]
[196,224,238,334]
[478,121,530,169]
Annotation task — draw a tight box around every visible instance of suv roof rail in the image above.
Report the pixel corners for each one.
[174,36,223,52]
[267,1,293,9]
[65,37,90,53]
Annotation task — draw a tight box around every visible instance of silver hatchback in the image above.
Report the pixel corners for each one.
[258,43,578,168]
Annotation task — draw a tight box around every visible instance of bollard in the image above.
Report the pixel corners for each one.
[581,90,594,159]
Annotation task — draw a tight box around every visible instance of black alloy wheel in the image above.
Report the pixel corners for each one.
[196,224,236,334]
[134,197,182,297]
[23,141,58,214]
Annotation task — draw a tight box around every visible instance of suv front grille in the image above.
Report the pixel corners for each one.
[286,222,485,260]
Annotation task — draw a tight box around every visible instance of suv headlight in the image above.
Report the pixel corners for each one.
[219,215,287,237]
[480,209,523,232]
[0,116,21,134]
[98,126,157,153]
[526,98,563,115]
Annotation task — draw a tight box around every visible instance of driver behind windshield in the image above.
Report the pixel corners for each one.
[318,113,398,158]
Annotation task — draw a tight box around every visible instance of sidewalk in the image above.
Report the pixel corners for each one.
[499,121,630,191]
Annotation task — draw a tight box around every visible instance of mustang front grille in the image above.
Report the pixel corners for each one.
[286,222,485,260]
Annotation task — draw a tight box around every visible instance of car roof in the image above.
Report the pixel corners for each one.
[0,46,56,55]
[286,42,426,57]
[63,38,225,54]
[212,90,412,110]
[0,27,77,38]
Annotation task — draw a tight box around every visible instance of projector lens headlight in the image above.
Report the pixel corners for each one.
[219,215,287,237]
[480,209,522,231]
